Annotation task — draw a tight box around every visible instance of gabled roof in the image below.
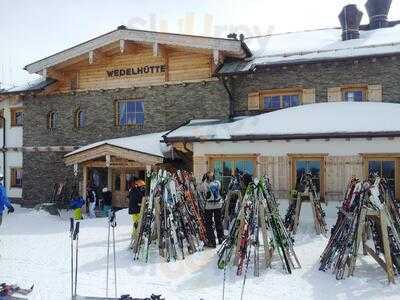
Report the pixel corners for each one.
[65,131,170,159]
[164,102,400,142]
[220,24,400,74]
[25,27,248,74]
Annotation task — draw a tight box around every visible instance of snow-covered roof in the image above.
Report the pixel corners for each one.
[65,131,170,158]
[1,78,56,94]
[165,102,400,141]
[220,24,400,74]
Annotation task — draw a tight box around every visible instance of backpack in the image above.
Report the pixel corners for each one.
[206,181,221,202]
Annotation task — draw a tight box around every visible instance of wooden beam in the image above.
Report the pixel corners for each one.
[47,69,68,81]
[213,49,220,65]
[41,68,47,79]
[153,42,160,57]
[120,39,125,53]
[88,50,94,64]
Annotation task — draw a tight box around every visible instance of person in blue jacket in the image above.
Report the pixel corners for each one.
[0,173,14,227]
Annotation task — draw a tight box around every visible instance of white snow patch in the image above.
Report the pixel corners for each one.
[1,203,400,299]
[240,25,400,70]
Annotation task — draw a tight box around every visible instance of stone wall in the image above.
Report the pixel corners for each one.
[22,80,230,205]
[229,55,400,115]
[22,151,75,206]
[24,80,230,147]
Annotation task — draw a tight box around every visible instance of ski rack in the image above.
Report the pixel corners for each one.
[350,207,396,283]
[287,190,328,236]
[219,177,301,278]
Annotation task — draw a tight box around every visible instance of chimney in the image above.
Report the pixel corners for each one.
[339,5,363,41]
[365,0,392,29]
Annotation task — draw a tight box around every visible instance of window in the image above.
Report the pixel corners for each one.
[11,168,22,188]
[116,100,144,126]
[263,92,300,110]
[75,110,85,128]
[48,111,58,129]
[342,86,367,102]
[368,160,396,196]
[210,157,255,194]
[11,108,24,127]
[290,156,325,200]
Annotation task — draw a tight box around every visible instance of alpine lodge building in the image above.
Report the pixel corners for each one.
[1,0,400,207]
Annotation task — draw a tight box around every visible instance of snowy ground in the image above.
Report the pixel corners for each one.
[1,201,400,300]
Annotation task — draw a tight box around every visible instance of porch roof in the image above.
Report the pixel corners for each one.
[64,131,170,165]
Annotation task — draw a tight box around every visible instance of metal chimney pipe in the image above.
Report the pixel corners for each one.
[365,0,392,29]
[339,5,364,41]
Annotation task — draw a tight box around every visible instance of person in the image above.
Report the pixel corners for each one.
[101,187,113,216]
[0,174,14,227]
[128,178,146,240]
[86,185,97,218]
[200,171,224,248]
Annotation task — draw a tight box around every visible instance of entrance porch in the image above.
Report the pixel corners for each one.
[64,133,167,208]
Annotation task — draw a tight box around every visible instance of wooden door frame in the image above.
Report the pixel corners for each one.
[361,154,400,200]
[288,154,327,200]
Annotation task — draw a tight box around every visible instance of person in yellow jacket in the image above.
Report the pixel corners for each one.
[128,179,146,240]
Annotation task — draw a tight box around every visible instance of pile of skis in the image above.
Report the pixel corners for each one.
[0,283,33,299]
[319,174,400,279]
[132,170,206,262]
[217,176,301,277]
[284,171,327,235]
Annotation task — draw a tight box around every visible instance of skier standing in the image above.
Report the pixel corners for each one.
[0,174,14,227]
[200,171,224,248]
[128,178,146,240]
[86,185,97,218]
[101,187,113,216]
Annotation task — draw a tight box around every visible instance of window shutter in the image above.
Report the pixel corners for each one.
[302,88,315,105]
[248,92,260,110]
[327,87,342,102]
[367,85,382,102]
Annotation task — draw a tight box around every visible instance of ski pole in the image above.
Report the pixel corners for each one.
[111,210,118,298]
[106,219,110,298]
[73,222,80,299]
[70,218,75,300]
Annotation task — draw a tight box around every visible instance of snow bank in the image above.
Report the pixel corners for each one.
[166,102,400,141]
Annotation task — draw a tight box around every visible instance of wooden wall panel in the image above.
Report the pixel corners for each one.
[259,156,290,199]
[193,156,208,183]
[324,156,363,201]
[51,47,213,92]
[168,51,211,82]
[260,155,363,201]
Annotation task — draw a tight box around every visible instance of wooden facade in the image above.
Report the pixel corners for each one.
[193,153,391,201]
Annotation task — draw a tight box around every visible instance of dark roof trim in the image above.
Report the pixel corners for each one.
[165,131,400,143]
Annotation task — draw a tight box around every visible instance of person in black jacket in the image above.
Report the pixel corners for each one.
[128,179,146,239]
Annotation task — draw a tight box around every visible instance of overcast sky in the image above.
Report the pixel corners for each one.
[1,0,399,88]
